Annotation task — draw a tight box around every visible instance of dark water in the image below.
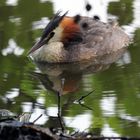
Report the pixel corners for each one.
[0,0,140,137]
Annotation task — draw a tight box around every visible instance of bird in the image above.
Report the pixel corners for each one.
[28,11,130,63]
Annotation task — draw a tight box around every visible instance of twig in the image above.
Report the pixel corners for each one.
[77,90,95,102]
[57,92,61,116]
[79,102,93,111]
[32,114,43,124]
[18,112,32,123]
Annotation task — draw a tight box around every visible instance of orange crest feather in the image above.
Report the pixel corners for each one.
[60,17,81,42]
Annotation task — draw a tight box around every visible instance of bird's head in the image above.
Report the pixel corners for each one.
[28,11,82,55]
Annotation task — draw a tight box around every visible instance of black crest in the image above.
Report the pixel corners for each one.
[40,11,68,41]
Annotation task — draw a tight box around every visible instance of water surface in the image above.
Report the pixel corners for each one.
[0,0,140,137]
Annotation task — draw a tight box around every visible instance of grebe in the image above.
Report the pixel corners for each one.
[28,11,130,63]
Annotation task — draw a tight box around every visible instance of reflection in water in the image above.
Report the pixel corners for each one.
[0,0,140,137]
[32,48,127,94]
[2,39,24,56]
[30,48,127,132]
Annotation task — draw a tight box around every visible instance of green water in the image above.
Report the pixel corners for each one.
[0,0,140,137]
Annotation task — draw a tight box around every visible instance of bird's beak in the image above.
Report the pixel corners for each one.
[28,11,68,55]
[28,39,46,55]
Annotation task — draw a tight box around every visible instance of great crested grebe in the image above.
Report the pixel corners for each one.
[28,11,130,63]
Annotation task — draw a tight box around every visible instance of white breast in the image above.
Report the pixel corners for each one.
[30,42,67,63]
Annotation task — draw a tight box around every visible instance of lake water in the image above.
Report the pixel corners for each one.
[0,0,140,137]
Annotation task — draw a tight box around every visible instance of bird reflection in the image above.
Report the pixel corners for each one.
[31,48,127,95]
[30,48,127,131]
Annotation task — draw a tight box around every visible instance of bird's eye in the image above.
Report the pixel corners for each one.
[42,32,55,44]
[50,32,55,38]
[44,32,55,43]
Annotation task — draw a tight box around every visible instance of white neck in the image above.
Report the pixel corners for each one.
[30,42,67,63]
